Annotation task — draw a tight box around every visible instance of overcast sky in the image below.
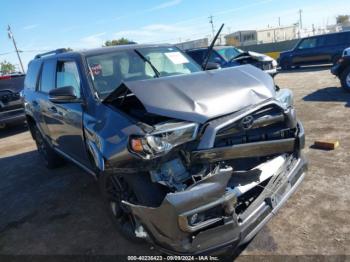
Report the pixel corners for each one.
[1,0,349,70]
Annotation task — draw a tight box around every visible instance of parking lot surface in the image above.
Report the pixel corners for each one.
[0,66,349,257]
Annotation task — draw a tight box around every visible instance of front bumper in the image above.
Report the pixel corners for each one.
[125,123,307,255]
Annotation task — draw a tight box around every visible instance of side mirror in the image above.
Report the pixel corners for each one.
[49,86,77,103]
[203,62,221,71]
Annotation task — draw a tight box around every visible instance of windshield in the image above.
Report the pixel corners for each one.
[215,47,242,61]
[86,46,201,98]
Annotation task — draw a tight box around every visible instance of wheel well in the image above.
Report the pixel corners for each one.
[26,115,36,139]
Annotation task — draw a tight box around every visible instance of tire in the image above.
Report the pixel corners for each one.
[33,126,64,169]
[340,66,350,92]
[332,55,341,65]
[280,61,291,71]
[99,173,167,241]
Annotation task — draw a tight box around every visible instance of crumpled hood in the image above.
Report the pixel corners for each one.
[124,65,276,123]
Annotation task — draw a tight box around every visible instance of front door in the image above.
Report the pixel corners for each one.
[43,59,91,168]
[292,37,320,65]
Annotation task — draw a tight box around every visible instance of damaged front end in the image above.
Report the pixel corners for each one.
[120,98,307,255]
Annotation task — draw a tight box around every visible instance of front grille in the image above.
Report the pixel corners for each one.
[255,61,273,71]
[262,62,273,70]
[214,105,296,148]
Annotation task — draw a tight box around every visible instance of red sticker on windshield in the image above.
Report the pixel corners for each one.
[90,64,102,76]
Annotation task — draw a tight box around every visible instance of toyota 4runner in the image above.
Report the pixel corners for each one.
[23,45,307,255]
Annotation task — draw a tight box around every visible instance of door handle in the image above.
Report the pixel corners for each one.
[48,106,58,113]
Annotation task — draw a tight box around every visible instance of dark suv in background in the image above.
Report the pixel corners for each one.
[23,45,307,255]
[279,31,350,70]
[0,72,25,128]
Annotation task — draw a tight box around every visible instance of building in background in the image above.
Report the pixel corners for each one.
[176,38,209,50]
[224,30,257,46]
[257,25,297,44]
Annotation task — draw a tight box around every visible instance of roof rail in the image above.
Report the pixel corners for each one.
[35,48,69,59]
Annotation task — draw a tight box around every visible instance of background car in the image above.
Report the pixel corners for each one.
[279,31,350,70]
[0,72,25,128]
[331,47,350,91]
[186,46,278,76]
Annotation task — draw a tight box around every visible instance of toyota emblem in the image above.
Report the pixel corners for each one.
[241,115,254,130]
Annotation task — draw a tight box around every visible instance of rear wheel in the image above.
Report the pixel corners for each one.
[33,126,64,169]
[280,61,291,70]
[340,66,350,92]
[99,173,166,241]
[332,55,341,65]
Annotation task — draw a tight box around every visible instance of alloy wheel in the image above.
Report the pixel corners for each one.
[105,175,137,231]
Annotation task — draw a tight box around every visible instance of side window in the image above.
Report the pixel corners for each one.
[39,60,56,93]
[298,38,317,49]
[24,60,41,90]
[56,61,81,98]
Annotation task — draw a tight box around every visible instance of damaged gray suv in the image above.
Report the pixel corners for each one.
[23,45,307,255]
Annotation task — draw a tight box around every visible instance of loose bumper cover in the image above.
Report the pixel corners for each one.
[124,122,307,255]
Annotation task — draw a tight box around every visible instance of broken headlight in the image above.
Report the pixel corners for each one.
[130,122,199,159]
[276,88,294,109]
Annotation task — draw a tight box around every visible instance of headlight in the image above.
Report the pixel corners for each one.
[272,59,278,67]
[276,88,294,109]
[130,122,199,159]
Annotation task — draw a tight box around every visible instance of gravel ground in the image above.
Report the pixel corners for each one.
[0,66,349,260]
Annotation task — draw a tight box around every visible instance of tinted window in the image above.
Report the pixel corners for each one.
[56,61,81,97]
[24,60,41,90]
[298,38,317,49]
[39,60,56,93]
[187,50,205,64]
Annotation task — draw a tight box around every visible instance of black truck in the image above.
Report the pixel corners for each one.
[0,72,25,128]
[331,47,350,91]
[23,45,307,255]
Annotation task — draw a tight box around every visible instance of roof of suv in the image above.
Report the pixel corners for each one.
[34,44,175,61]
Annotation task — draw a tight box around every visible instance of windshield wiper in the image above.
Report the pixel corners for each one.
[202,23,224,70]
[134,49,160,78]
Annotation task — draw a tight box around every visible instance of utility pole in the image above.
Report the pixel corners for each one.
[298,9,303,31]
[209,15,215,39]
[7,25,25,73]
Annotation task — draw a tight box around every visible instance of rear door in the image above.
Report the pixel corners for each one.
[35,58,57,138]
[45,58,91,167]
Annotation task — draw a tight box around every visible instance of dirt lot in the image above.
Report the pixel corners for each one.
[0,66,349,259]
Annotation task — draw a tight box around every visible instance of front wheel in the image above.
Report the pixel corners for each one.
[340,67,350,92]
[99,173,167,241]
